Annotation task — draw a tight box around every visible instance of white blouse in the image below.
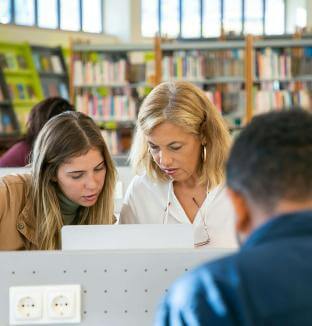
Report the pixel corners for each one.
[119,174,238,249]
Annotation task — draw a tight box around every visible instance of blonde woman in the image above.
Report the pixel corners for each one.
[120,81,237,248]
[0,111,116,250]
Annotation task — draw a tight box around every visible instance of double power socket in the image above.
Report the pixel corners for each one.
[9,284,81,325]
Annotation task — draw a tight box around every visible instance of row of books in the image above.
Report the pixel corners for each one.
[7,83,36,100]
[74,56,127,86]
[0,52,28,70]
[73,51,156,86]
[204,89,245,116]
[162,50,244,80]
[0,110,15,133]
[254,89,311,114]
[255,48,292,80]
[42,81,69,99]
[101,129,119,155]
[101,128,133,156]
[76,93,137,121]
[292,56,312,76]
[32,53,64,74]
[255,47,312,79]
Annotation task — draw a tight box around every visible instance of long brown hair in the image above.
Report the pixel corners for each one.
[31,111,116,249]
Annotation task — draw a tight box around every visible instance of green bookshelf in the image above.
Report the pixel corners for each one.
[0,42,44,133]
[31,45,69,100]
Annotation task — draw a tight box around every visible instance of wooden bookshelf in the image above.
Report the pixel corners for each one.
[159,35,312,127]
[69,35,312,157]
[159,38,246,128]
[251,36,312,116]
[70,42,156,157]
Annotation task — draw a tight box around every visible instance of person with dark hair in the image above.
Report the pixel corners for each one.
[0,97,74,167]
[155,110,312,325]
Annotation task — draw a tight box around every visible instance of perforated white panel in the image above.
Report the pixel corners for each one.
[0,248,233,325]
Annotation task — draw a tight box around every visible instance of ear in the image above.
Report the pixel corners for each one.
[227,188,252,234]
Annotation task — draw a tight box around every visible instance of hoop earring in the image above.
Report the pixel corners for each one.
[202,145,207,162]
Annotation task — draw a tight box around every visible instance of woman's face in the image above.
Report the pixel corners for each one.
[56,148,106,207]
[147,122,202,183]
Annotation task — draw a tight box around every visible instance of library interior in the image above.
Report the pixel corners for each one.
[0,0,312,325]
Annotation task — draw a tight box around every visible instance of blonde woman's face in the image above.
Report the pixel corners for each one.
[147,122,202,183]
[56,148,106,207]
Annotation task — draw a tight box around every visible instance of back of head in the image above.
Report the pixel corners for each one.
[131,81,230,187]
[26,97,74,146]
[226,110,312,214]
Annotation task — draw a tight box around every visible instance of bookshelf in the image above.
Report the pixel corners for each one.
[0,42,43,133]
[70,43,156,158]
[70,35,312,159]
[158,39,246,128]
[250,37,312,117]
[31,45,70,100]
[158,35,312,127]
[0,65,20,152]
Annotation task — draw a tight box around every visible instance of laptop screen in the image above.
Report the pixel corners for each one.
[61,224,195,250]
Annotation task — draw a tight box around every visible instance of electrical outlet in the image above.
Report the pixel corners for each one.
[45,285,81,323]
[9,285,81,325]
[9,287,42,324]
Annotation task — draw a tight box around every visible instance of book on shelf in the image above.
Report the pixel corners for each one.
[16,84,26,99]
[162,49,244,81]
[101,128,133,156]
[128,51,155,84]
[50,55,63,73]
[32,53,41,71]
[76,91,137,122]
[0,53,8,69]
[16,54,28,69]
[7,83,37,100]
[41,55,53,72]
[0,87,4,101]
[33,52,64,74]
[204,85,245,117]
[254,89,311,114]
[145,52,155,85]
[0,52,29,70]
[255,46,312,80]
[255,48,292,80]
[73,52,128,86]
[101,129,119,155]
[41,80,68,99]
[0,110,14,133]
[26,85,36,99]
[59,82,69,99]
[5,53,18,69]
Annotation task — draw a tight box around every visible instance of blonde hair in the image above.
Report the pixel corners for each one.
[30,111,116,250]
[130,81,231,190]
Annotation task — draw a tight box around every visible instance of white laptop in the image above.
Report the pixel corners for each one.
[61,224,195,250]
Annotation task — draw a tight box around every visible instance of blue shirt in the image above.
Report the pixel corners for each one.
[155,210,312,326]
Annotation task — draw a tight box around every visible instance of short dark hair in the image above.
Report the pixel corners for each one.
[226,110,312,212]
[25,97,74,146]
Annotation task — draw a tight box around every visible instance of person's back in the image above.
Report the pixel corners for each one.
[156,110,312,325]
[163,210,312,325]
[0,140,30,167]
